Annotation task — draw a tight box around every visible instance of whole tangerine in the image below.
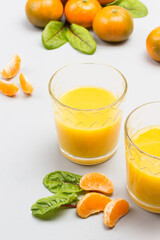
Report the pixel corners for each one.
[93,6,134,42]
[65,0,102,28]
[146,27,160,62]
[25,0,63,28]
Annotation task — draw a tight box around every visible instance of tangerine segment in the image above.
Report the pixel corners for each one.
[19,72,34,95]
[1,54,21,79]
[77,192,111,218]
[80,172,114,194]
[103,199,129,228]
[0,79,19,96]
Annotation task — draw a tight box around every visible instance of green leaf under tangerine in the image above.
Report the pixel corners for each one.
[66,23,97,55]
[42,21,68,50]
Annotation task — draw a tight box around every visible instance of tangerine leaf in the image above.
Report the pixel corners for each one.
[42,21,68,50]
[66,24,97,55]
[31,193,79,217]
[43,170,83,193]
[108,0,148,18]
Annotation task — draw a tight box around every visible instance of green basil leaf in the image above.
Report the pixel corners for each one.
[108,0,148,18]
[42,21,68,50]
[31,193,79,217]
[66,24,96,55]
[43,171,83,193]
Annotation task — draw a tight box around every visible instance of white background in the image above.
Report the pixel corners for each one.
[0,0,160,239]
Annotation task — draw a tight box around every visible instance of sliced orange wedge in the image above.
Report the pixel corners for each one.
[77,192,111,218]
[80,172,114,194]
[0,79,19,96]
[1,54,21,79]
[19,72,33,95]
[103,199,129,228]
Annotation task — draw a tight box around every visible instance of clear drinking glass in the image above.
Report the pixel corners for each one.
[125,102,160,213]
[49,63,127,165]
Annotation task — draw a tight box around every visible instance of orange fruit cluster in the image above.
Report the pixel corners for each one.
[65,2,133,42]
[0,54,33,97]
[25,0,160,60]
[77,172,129,228]
[25,0,133,42]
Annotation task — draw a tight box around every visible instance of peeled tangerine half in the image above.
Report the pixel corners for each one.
[103,199,129,228]
[80,172,114,194]
[0,79,19,96]
[19,72,33,95]
[1,54,21,79]
[77,192,111,218]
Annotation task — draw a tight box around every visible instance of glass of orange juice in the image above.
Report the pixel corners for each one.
[125,101,160,213]
[49,63,127,165]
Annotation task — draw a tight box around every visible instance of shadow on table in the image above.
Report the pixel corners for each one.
[20,18,42,33]
[44,140,115,172]
[144,52,160,66]
[93,33,129,48]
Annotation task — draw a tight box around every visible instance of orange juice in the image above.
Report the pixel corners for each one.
[126,126,160,213]
[54,86,122,164]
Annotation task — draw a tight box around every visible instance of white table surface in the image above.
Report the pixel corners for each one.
[0,0,159,239]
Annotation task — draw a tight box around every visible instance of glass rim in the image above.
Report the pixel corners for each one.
[125,101,160,160]
[48,62,128,112]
